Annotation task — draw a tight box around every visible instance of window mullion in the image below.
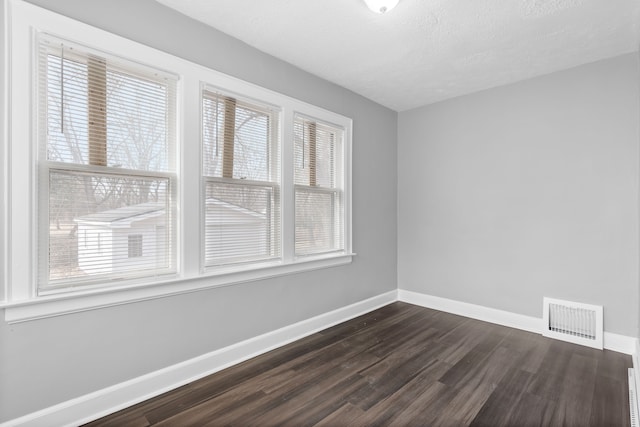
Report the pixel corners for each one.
[281,110,295,263]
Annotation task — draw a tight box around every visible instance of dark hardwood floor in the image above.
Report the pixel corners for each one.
[85,302,632,426]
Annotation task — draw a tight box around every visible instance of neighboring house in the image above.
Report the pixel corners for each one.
[204,197,270,265]
[75,202,167,275]
[75,198,270,275]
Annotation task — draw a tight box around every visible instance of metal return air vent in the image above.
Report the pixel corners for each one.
[629,369,639,427]
[542,297,603,349]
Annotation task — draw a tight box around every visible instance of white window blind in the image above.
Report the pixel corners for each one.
[37,34,177,291]
[202,89,280,267]
[294,116,344,256]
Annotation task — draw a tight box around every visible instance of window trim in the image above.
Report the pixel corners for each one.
[201,87,282,270]
[293,115,346,257]
[1,0,353,323]
[2,253,355,323]
[0,0,8,303]
[36,32,180,292]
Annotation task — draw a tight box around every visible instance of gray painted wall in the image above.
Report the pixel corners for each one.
[398,53,640,337]
[0,0,397,421]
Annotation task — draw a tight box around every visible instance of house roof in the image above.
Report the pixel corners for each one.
[74,198,266,227]
[75,202,165,225]
[205,197,266,221]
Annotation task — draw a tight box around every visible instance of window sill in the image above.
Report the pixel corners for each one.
[1,253,355,323]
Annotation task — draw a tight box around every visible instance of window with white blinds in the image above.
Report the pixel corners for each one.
[294,116,344,256]
[202,89,280,267]
[5,1,353,316]
[37,34,177,290]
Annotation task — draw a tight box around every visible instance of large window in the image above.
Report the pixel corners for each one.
[37,34,177,291]
[294,116,344,256]
[3,0,352,322]
[202,90,280,267]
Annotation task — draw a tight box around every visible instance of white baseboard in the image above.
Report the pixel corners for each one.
[605,332,638,355]
[397,289,636,354]
[1,290,397,427]
[397,289,542,333]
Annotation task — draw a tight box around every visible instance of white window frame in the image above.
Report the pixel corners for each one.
[201,87,282,269]
[293,114,346,257]
[1,0,353,323]
[0,0,8,304]
[36,33,180,293]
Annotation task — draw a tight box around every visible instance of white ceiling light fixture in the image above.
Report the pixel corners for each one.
[363,0,399,14]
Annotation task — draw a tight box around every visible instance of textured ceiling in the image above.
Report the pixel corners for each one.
[155,0,640,111]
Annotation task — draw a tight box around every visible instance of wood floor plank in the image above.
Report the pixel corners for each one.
[500,329,552,375]
[387,380,458,426]
[351,337,446,410]
[544,352,598,426]
[263,374,367,427]
[589,373,630,427]
[598,348,635,381]
[224,371,365,426]
[437,329,511,389]
[505,390,557,427]
[312,403,364,427]
[469,366,536,426]
[346,363,451,426]
[85,302,632,427]
[526,339,575,400]
[435,318,503,366]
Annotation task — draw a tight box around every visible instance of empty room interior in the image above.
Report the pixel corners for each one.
[1,0,640,425]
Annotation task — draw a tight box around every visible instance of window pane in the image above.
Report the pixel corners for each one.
[294,116,344,257]
[202,93,276,182]
[47,171,172,285]
[106,69,171,171]
[46,54,90,164]
[294,118,338,188]
[295,188,342,256]
[204,181,279,266]
[202,89,281,269]
[43,41,173,172]
[39,34,178,291]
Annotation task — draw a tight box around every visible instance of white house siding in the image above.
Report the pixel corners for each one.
[75,203,167,276]
[204,199,270,265]
[111,217,166,273]
[77,224,114,275]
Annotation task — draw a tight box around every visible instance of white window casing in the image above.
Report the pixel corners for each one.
[1,0,353,323]
[201,89,281,268]
[293,115,345,257]
[37,33,179,293]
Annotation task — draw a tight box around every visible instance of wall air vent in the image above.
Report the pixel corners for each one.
[629,369,639,427]
[542,297,603,349]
